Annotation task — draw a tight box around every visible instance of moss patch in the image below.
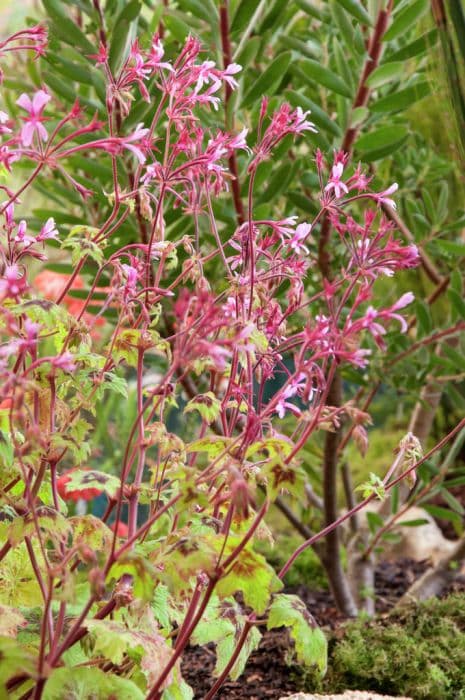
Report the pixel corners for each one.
[300,594,465,700]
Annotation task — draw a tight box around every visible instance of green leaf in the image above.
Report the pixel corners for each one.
[8,507,71,547]
[0,604,28,638]
[330,1,355,50]
[441,343,465,372]
[70,515,114,552]
[44,54,94,85]
[267,594,327,675]
[178,0,218,22]
[440,489,465,516]
[152,583,171,630]
[43,71,79,102]
[184,392,221,424]
[216,544,283,615]
[294,0,327,21]
[336,0,372,27]
[383,0,429,42]
[43,667,145,700]
[231,0,260,32]
[396,518,430,527]
[333,36,355,92]
[0,638,36,690]
[192,597,261,680]
[109,2,142,74]
[86,620,131,666]
[104,371,128,399]
[0,431,14,468]
[64,469,121,499]
[164,13,194,42]
[370,81,430,112]
[279,35,321,60]
[241,52,293,108]
[366,511,384,534]
[416,300,432,338]
[355,125,408,153]
[423,504,462,525]
[246,437,294,460]
[107,553,156,601]
[432,239,465,257]
[62,226,104,266]
[263,459,306,500]
[298,58,353,98]
[115,0,142,22]
[260,160,299,202]
[285,89,342,137]
[365,61,405,88]
[350,106,369,128]
[388,29,438,61]
[355,472,385,500]
[163,672,194,700]
[42,0,95,54]
[157,534,218,594]
[187,436,232,456]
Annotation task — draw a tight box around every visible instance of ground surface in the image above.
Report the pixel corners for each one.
[181,558,465,699]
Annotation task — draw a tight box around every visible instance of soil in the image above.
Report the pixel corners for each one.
[181,558,465,699]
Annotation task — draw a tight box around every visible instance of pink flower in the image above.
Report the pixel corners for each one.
[383,291,415,332]
[359,292,414,348]
[16,90,51,146]
[0,145,20,172]
[222,63,242,90]
[293,107,317,134]
[348,164,372,191]
[268,217,298,238]
[0,264,28,301]
[0,110,11,135]
[4,203,14,228]
[51,352,76,372]
[391,291,415,311]
[121,123,149,163]
[37,217,59,241]
[275,373,308,419]
[325,162,349,199]
[285,222,312,254]
[268,104,316,139]
[120,263,139,300]
[85,124,150,163]
[89,43,108,64]
[15,220,34,246]
[146,36,172,72]
[229,127,250,153]
[374,183,398,209]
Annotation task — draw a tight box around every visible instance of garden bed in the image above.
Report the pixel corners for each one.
[182,559,465,699]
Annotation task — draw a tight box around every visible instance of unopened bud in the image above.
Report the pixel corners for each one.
[79,545,97,566]
[397,432,422,488]
[88,567,106,598]
[114,573,134,609]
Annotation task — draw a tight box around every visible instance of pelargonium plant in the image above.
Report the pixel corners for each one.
[0,14,444,700]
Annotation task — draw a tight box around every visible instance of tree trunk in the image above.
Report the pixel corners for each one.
[322,371,358,616]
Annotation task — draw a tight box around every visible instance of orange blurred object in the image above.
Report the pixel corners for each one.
[110,520,129,537]
[34,269,105,330]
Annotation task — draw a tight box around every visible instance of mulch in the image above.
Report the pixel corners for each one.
[181,558,465,699]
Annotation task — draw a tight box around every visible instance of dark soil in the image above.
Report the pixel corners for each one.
[181,558,465,699]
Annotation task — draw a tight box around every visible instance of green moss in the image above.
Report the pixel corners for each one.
[300,594,465,700]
